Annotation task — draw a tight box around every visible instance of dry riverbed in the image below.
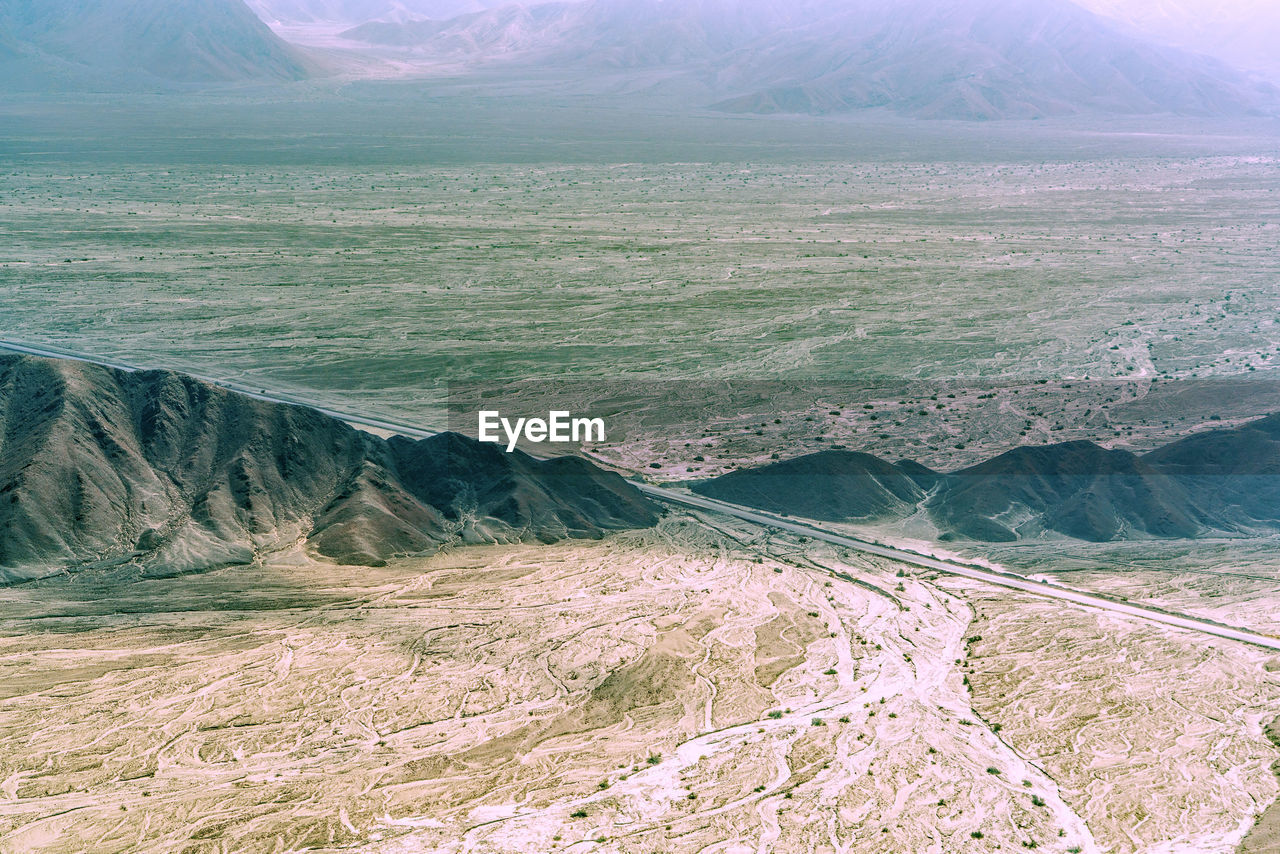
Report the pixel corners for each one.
[0,515,1276,853]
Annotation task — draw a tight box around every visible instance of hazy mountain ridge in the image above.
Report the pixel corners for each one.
[1078,0,1280,81]
[709,0,1274,119]
[247,0,508,27]
[342,3,579,54]
[0,0,313,88]
[0,355,657,583]
[692,414,1280,543]
[336,0,1276,119]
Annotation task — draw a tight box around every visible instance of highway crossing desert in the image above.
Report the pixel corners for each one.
[5,0,1280,851]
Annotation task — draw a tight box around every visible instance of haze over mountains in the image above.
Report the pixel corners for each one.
[246,0,508,28]
[693,414,1280,543]
[2,0,1276,119]
[0,0,310,87]
[0,355,657,583]
[1079,0,1280,80]
[335,0,1278,119]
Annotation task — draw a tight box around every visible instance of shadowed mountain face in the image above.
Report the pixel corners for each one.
[692,416,1280,543]
[339,0,1275,119]
[935,441,1204,542]
[0,0,311,88]
[1142,413,1280,528]
[686,450,930,523]
[0,355,657,582]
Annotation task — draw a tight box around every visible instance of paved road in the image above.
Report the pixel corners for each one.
[5,336,1280,651]
[635,483,1280,652]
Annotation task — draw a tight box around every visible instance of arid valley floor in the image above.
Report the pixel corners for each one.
[2,511,1278,853]
[5,92,1280,854]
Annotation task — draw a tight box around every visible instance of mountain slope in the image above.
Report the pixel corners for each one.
[342,3,579,53]
[247,0,508,27]
[0,0,312,87]
[933,441,1204,542]
[691,450,928,523]
[1141,413,1280,528]
[0,354,657,582]
[690,415,1280,543]
[1078,0,1280,81]
[339,0,1275,120]
[710,0,1272,119]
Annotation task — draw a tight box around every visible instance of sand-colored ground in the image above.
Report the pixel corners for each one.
[955,581,1280,853]
[1238,715,1280,854]
[0,515,1276,852]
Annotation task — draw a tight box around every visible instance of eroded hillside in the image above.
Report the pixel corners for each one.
[0,355,656,581]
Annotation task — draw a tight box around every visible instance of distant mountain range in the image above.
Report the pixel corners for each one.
[336,0,1278,119]
[1078,0,1280,80]
[692,415,1280,543]
[0,355,657,583]
[3,0,1274,116]
[246,0,508,27]
[0,0,312,88]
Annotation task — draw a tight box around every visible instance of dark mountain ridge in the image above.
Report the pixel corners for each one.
[0,354,657,582]
[692,414,1280,543]
[0,0,312,89]
[687,450,929,523]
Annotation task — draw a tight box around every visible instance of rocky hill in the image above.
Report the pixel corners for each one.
[0,354,657,582]
[692,415,1280,543]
